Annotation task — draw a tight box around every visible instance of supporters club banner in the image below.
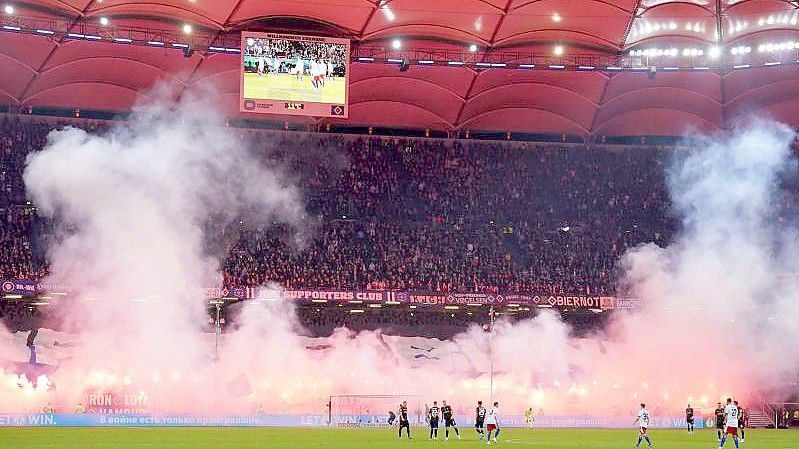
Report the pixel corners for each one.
[1,279,46,296]
[1,279,630,310]
[401,292,616,310]
[282,290,389,303]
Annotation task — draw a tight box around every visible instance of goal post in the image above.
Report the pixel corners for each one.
[328,394,422,427]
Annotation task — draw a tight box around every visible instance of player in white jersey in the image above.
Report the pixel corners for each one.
[633,403,653,448]
[293,57,304,81]
[313,60,324,88]
[257,56,265,79]
[719,398,741,449]
[485,401,500,445]
[327,60,334,79]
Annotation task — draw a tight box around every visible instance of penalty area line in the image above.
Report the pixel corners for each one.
[504,439,539,445]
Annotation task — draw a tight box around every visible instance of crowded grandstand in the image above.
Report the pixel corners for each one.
[1,0,799,448]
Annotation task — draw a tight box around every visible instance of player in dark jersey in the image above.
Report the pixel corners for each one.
[429,401,440,439]
[686,403,695,434]
[475,400,487,439]
[441,400,461,440]
[735,401,746,442]
[715,402,725,441]
[398,401,411,439]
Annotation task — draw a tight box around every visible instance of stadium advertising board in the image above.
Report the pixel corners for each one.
[0,413,701,428]
[0,413,324,427]
[240,32,350,118]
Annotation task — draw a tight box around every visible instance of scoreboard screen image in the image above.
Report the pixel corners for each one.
[240,32,350,118]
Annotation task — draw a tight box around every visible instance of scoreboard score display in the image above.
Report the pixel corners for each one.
[240,32,350,118]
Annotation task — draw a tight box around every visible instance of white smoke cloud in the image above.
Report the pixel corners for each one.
[14,86,306,412]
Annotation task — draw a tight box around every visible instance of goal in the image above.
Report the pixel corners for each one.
[328,394,422,427]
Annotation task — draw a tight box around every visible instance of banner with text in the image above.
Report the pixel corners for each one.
[1,280,632,311]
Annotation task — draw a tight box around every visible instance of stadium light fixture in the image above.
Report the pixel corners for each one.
[182,23,192,34]
[381,4,395,22]
[3,4,12,15]
[551,12,561,22]
[468,44,478,52]
[708,46,720,58]
[99,16,109,26]
[391,38,401,49]
[553,45,564,56]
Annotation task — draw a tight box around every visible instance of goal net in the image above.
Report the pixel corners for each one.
[329,394,423,427]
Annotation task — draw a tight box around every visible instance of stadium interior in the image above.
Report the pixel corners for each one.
[1,0,799,446]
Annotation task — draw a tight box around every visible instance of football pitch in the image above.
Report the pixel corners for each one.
[0,427,796,449]
[242,73,346,104]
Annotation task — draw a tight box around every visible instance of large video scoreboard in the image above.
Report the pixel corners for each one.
[240,32,350,118]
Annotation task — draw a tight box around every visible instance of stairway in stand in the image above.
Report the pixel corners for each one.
[747,410,773,428]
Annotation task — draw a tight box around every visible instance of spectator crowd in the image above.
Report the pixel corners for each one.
[1,115,679,301]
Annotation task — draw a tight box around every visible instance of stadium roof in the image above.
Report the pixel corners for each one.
[1,0,799,136]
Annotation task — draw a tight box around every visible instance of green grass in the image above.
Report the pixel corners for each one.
[0,427,795,449]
